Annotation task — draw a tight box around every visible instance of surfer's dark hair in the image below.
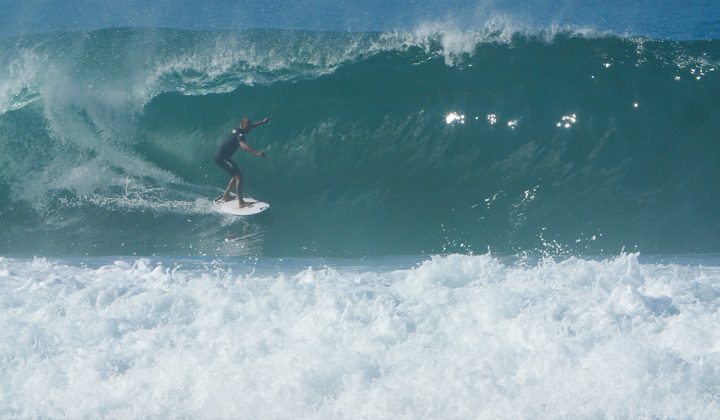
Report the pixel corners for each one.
[240,117,251,127]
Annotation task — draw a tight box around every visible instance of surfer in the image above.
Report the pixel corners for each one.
[214,117,270,208]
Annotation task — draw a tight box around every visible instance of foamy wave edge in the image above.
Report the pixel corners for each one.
[0,23,623,116]
[1,253,719,418]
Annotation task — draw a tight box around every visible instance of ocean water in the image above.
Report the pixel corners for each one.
[1,28,718,257]
[1,1,720,418]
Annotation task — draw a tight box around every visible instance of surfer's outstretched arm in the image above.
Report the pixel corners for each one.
[239,140,266,159]
[250,117,271,129]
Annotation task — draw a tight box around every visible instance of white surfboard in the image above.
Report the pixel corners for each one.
[215,197,269,216]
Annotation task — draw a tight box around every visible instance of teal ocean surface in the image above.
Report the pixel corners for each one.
[1,28,718,257]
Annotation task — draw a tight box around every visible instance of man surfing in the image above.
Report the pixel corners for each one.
[214,116,270,208]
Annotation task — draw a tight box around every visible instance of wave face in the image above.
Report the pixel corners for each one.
[1,28,719,257]
[2,253,720,418]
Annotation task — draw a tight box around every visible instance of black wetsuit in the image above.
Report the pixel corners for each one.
[214,127,249,177]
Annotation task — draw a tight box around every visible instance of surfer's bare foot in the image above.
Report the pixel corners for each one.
[238,200,253,208]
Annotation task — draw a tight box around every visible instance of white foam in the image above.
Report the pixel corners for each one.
[0,49,45,115]
[144,31,406,97]
[1,253,719,418]
[387,14,612,65]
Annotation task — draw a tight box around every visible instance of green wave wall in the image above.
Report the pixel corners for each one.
[1,28,719,256]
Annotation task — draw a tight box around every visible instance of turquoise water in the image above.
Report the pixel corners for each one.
[2,0,719,40]
[2,9,720,418]
[1,28,719,257]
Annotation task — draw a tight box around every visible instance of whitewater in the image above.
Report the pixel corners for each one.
[2,253,720,418]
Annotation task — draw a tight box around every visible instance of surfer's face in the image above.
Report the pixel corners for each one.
[240,119,251,129]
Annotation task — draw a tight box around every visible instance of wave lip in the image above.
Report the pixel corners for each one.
[0,26,710,115]
[0,25,662,115]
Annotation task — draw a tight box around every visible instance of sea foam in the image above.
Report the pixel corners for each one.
[1,253,719,418]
